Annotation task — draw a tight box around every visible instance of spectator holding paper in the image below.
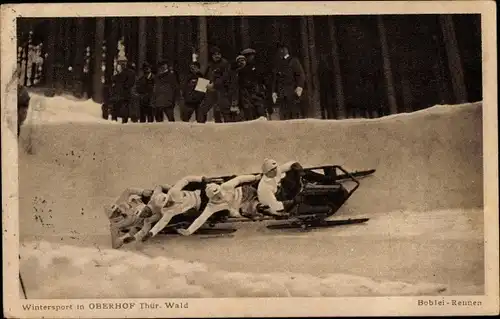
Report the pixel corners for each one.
[198,46,232,123]
[181,61,207,122]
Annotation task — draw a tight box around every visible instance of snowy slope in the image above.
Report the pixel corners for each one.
[18,93,484,298]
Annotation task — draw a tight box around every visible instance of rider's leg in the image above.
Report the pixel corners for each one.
[119,225,141,244]
[240,199,265,220]
[133,212,161,241]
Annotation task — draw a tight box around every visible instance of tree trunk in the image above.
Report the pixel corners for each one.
[59,19,72,93]
[228,17,237,54]
[106,18,119,77]
[198,16,208,73]
[167,18,176,65]
[45,19,57,90]
[156,18,164,66]
[240,17,250,49]
[376,16,398,115]
[92,18,105,103]
[306,17,321,118]
[271,18,281,45]
[182,17,193,79]
[400,64,413,112]
[440,15,468,103]
[177,17,189,83]
[299,17,313,118]
[327,17,346,119]
[73,18,86,97]
[122,18,134,66]
[137,17,147,74]
[431,31,449,104]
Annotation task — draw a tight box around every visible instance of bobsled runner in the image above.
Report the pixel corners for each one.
[105,164,375,246]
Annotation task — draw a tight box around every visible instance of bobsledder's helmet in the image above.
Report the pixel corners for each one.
[132,203,147,220]
[128,194,143,204]
[262,158,278,174]
[138,205,153,218]
[205,183,222,200]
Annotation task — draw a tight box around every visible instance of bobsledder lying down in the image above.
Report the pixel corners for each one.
[104,165,375,248]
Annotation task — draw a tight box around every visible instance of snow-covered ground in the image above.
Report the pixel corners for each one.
[18,92,484,298]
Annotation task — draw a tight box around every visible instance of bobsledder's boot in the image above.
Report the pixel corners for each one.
[142,231,153,242]
[116,233,134,247]
[133,228,150,242]
[177,228,191,236]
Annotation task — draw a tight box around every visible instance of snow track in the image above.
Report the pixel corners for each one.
[18,94,484,298]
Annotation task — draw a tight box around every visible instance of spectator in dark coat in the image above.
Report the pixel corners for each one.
[238,48,268,120]
[198,46,232,123]
[17,84,30,137]
[152,60,176,122]
[271,44,306,120]
[168,65,181,110]
[134,62,155,123]
[225,55,248,122]
[181,61,206,122]
[110,57,136,123]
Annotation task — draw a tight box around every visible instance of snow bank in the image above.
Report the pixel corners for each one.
[24,93,111,125]
[20,241,448,299]
[25,91,483,125]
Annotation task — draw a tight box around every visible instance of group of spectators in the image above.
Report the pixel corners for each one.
[102,43,307,123]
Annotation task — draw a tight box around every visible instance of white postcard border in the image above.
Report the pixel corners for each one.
[2,1,498,318]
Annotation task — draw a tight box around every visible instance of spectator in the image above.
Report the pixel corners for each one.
[227,55,248,122]
[199,46,232,123]
[168,65,181,121]
[238,48,268,120]
[271,43,306,120]
[134,62,155,123]
[181,61,206,122]
[110,57,136,123]
[152,60,176,122]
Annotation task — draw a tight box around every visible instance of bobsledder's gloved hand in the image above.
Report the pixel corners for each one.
[256,203,271,214]
[282,200,296,212]
[142,189,153,198]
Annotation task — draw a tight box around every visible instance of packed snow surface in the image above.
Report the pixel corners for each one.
[18,93,484,298]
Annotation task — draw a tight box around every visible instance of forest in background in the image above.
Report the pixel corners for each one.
[16,14,482,119]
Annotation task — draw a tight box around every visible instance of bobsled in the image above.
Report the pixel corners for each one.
[105,165,376,247]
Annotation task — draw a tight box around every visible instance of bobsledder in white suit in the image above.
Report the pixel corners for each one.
[107,186,170,248]
[136,175,212,242]
[257,158,304,215]
[176,174,263,236]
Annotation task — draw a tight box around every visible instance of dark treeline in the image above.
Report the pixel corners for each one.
[17,14,482,119]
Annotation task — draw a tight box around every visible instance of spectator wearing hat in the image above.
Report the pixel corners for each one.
[238,48,268,120]
[198,46,232,123]
[133,62,155,123]
[181,61,206,122]
[271,43,306,120]
[110,56,137,123]
[168,64,181,118]
[225,55,248,122]
[152,60,176,122]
